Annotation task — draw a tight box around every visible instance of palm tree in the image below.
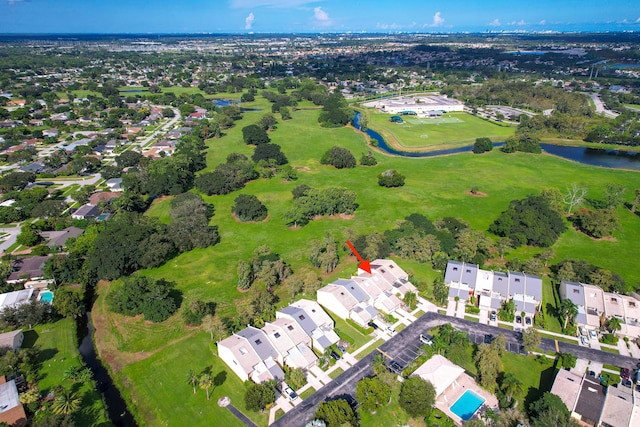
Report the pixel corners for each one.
[51,390,82,415]
[199,373,213,400]
[187,369,198,394]
[607,316,622,335]
[559,299,578,329]
[500,373,523,406]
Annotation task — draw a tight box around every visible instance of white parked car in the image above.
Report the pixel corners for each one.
[419,334,433,345]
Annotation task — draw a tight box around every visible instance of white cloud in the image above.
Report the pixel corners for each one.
[539,19,546,25]
[230,0,319,8]
[376,22,417,31]
[636,17,640,23]
[245,12,255,30]
[431,11,444,27]
[516,19,526,26]
[489,18,501,27]
[314,6,332,26]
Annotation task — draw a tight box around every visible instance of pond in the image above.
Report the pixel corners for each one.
[353,111,640,170]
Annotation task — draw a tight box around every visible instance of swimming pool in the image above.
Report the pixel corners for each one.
[39,291,54,304]
[450,389,485,421]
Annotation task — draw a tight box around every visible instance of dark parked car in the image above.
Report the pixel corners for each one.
[388,361,403,374]
[368,321,379,330]
[621,368,630,379]
[337,344,347,353]
[330,351,341,360]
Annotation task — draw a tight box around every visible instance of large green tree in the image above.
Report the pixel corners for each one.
[398,376,436,419]
[356,377,391,413]
[314,399,357,427]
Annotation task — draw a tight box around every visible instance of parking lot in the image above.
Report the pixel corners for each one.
[385,336,424,371]
[466,331,527,355]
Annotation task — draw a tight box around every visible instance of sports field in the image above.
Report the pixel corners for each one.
[366,110,516,150]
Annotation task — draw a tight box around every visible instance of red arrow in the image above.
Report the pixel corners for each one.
[346,241,371,274]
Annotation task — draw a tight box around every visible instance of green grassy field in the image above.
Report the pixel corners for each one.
[95,95,640,426]
[365,109,516,150]
[25,319,110,426]
[501,353,556,410]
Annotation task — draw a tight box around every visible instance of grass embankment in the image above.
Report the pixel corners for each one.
[25,319,110,426]
[94,94,640,426]
[366,110,515,150]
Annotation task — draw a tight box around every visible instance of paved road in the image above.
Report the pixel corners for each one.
[273,312,638,427]
[0,224,20,254]
[587,93,619,119]
[227,404,258,427]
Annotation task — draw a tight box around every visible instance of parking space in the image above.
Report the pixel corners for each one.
[456,300,466,318]
[446,299,456,317]
[589,361,603,376]
[384,336,424,372]
[466,331,525,355]
[479,308,489,325]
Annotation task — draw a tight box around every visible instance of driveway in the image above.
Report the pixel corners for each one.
[478,308,489,325]
[455,300,466,318]
[0,224,21,254]
[446,299,456,317]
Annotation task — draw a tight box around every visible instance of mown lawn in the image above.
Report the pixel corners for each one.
[118,332,266,427]
[25,319,110,426]
[501,352,556,410]
[98,94,640,425]
[366,109,515,150]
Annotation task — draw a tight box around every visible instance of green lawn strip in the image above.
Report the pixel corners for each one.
[274,408,285,420]
[119,332,267,427]
[299,387,316,400]
[624,104,640,111]
[354,339,383,361]
[367,110,515,149]
[603,363,619,371]
[541,278,562,333]
[600,346,619,354]
[26,319,110,425]
[539,333,577,345]
[328,367,343,379]
[501,352,556,410]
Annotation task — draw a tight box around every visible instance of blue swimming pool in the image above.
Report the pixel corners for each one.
[450,389,485,421]
[40,291,54,303]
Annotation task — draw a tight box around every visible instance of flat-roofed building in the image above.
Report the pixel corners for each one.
[599,385,633,427]
[363,94,464,116]
[0,378,27,426]
[0,290,34,310]
[550,369,582,413]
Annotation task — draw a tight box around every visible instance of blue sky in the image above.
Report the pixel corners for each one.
[1,0,639,33]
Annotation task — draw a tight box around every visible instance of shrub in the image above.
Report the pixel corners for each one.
[232,194,268,222]
[360,151,378,166]
[378,169,405,187]
[320,146,356,169]
[242,124,270,145]
[472,137,493,154]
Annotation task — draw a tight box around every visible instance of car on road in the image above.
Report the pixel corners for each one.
[580,335,589,346]
[330,351,341,360]
[388,361,403,374]
[489,311,497,321]
[419,334,433,345]
[282,385,299,401]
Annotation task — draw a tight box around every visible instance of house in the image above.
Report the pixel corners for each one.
[599,385,634,427]
[42,129,59,138]
[88,192,121,206]
[105,178,123,192]
[0,379,27,427]
[444,260,543,322]
[19,162,46,174]
[7,256,50,284]
[40,226,84,249]
[276,299,339,353]
[71,204,100,220]
[0,331,23,353]
[559,281,640,338]
[217,326,284,384]
[317,279,378,327]
[412,354,465,398]
[262,319,317,370]
[550,368,583,413]
[0,289,34,310]
[573,374,605,426]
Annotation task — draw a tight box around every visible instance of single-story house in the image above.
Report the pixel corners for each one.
[88,192,121,206]
[40,226,84,249]
[412,354,465,398]
[573,374,605,426]
[550,368,583,413]
[105,178,123,192]
[599,384,634,427]
[0,289,34,311]
[71,204,100,220]
[7,256,50,284]
[0,378,27,426]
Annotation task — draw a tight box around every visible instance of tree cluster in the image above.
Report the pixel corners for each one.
[314,399,357,427]
[244,380,277,412]
[108,276,180,323]
[320,146,356,169]
[472,137,493,154]
[195,153,258,196]
[490,194,566,247]
[553,259,627,293]
[237,246,292,291]
[318,92,352,128]
[285,186,358,227]
[252,143,288,165]
[182,300,216,326]
[309,233,340,274]
[242,124,270,145]
[572,207,618,238]
[501,132,542,154]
